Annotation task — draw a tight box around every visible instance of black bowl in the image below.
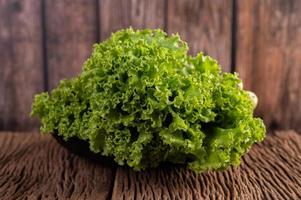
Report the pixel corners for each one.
[52,133,186,170]
[52,133,116,166]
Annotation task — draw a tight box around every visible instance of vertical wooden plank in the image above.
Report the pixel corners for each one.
[0,0,44,131]
[167,0,232,72]
[45,0,98,89]
[236,0,301,132]
[100,0,165,40]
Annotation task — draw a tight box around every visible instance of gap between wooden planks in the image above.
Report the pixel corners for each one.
[0,130,300,200]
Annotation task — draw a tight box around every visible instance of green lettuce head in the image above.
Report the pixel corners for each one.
[31,28,265,172]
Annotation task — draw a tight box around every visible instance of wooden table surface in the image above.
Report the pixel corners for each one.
[0,130,300,200]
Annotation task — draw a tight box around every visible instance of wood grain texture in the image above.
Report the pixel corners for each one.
[0,131,300,199]
[100,0,165,40]
[0,0,44,131]
[167,0,232,72]
[0,132,115,200]
[111,130,301,200]
[45,0,98,89]
[236,0,301,132]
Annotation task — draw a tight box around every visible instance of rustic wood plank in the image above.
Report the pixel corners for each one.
[100,0,165,40]
[235,0,301,132]
[111,130,301,200]
[45,0,98,89]
[167,0,232,72]
[0,132,115,200]
[0,0,44,131]
[0,131,300,199]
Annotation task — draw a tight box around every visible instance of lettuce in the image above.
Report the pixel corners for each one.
[31,28,265,172]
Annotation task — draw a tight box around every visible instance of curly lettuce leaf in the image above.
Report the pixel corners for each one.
[31,28,265,172]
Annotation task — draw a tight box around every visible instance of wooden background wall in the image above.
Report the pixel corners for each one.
[0,0,300,133]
